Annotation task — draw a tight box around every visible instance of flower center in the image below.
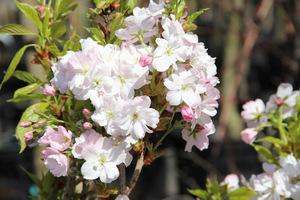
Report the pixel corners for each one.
[98,154,107,166]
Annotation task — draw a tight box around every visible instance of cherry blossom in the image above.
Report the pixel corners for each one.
[38,126,72,151]
[114,96,160,140]
[240,128,258,144]
[43,147,68,177]
[182,122,215,152]
[80,137,127,183]
[266,83,299,118]
[241,99,267,128]
[72,129,102,159]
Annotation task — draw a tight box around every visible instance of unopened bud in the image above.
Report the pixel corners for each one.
[139,54,152,67]
[181,105,194,122]
[19,121,33,128]
[24,130,35,146]
[37,118,48,127]
[275,98,283,106]
[43,84,57,96]
[83,122,92,130]
[82,108,93,119]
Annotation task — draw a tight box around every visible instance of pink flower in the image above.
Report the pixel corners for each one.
[139,54,152,67]
[72,129,102,159]
[24,130,35,145]
[221,174,239,191]
[182,122,215,152]
[38,126,72,151]
[43,84,57,96]
[241,128,258,144]
[181,105,194,122]
[43,147,68,177]
[38,126,54,146]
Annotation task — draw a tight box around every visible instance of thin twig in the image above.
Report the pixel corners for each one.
[125,148,145,196]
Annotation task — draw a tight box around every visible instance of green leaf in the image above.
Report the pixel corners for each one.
[84,27,105,45]
[126,0,138,13]
[188,8,209,24]
[14,0,42,32]
[0,24,38,36]
[20,166,42,188]
[16,102,49,153]
[42,1,51,37]
[50,18,67,39]
[0,44,36,91]
[12,70,43,84]
[188,188,211,200]
[8,93,46,103]
[41,171,55,194]
[55,0,74,19]
[60,3,79,18]
[252,144,279,165]
[109,12,125,43]
[228,187,256,200]
[255,136,285,146]
[13,83,43,98]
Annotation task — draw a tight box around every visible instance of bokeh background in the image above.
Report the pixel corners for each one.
[0,0,299,199]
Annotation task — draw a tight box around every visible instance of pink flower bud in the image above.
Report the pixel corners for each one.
[43,84,57,96]
[82,108,93,119]
[24,130,35,145]
[19,121,33,128]
[139,54,153,67]
[275,98,283,106]
[83,122,92,130]
[37,118,48,127]
[33,109,43,114]
[181,106,194,122]
[241,128,258,144]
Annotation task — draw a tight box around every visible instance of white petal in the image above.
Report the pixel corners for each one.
[81,160,101,180]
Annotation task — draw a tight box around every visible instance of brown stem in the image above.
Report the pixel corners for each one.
[63,159,76,200]
[118,163,126,194]
[125,147,145,196]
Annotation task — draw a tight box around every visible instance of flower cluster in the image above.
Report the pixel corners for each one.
[12,0,219,197]
[245,154,300,199]
[240,83,299,144]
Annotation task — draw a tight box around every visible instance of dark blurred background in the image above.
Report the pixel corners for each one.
[0,0,299,199]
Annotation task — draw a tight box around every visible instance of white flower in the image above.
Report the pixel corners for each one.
[81,137,127,183]
[161,15,198,45]
[110,135,138,167]
[115,194,130,200]
[266,83,299,118]
[152,34,189,72]
[91,96,118,135]
[115,96,159,140]
[190,43,217,78]
[241,99,267,128]
[279,153,300,178]
[164,70,205,106]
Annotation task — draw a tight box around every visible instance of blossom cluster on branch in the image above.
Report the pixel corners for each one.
[0,0,219,199]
